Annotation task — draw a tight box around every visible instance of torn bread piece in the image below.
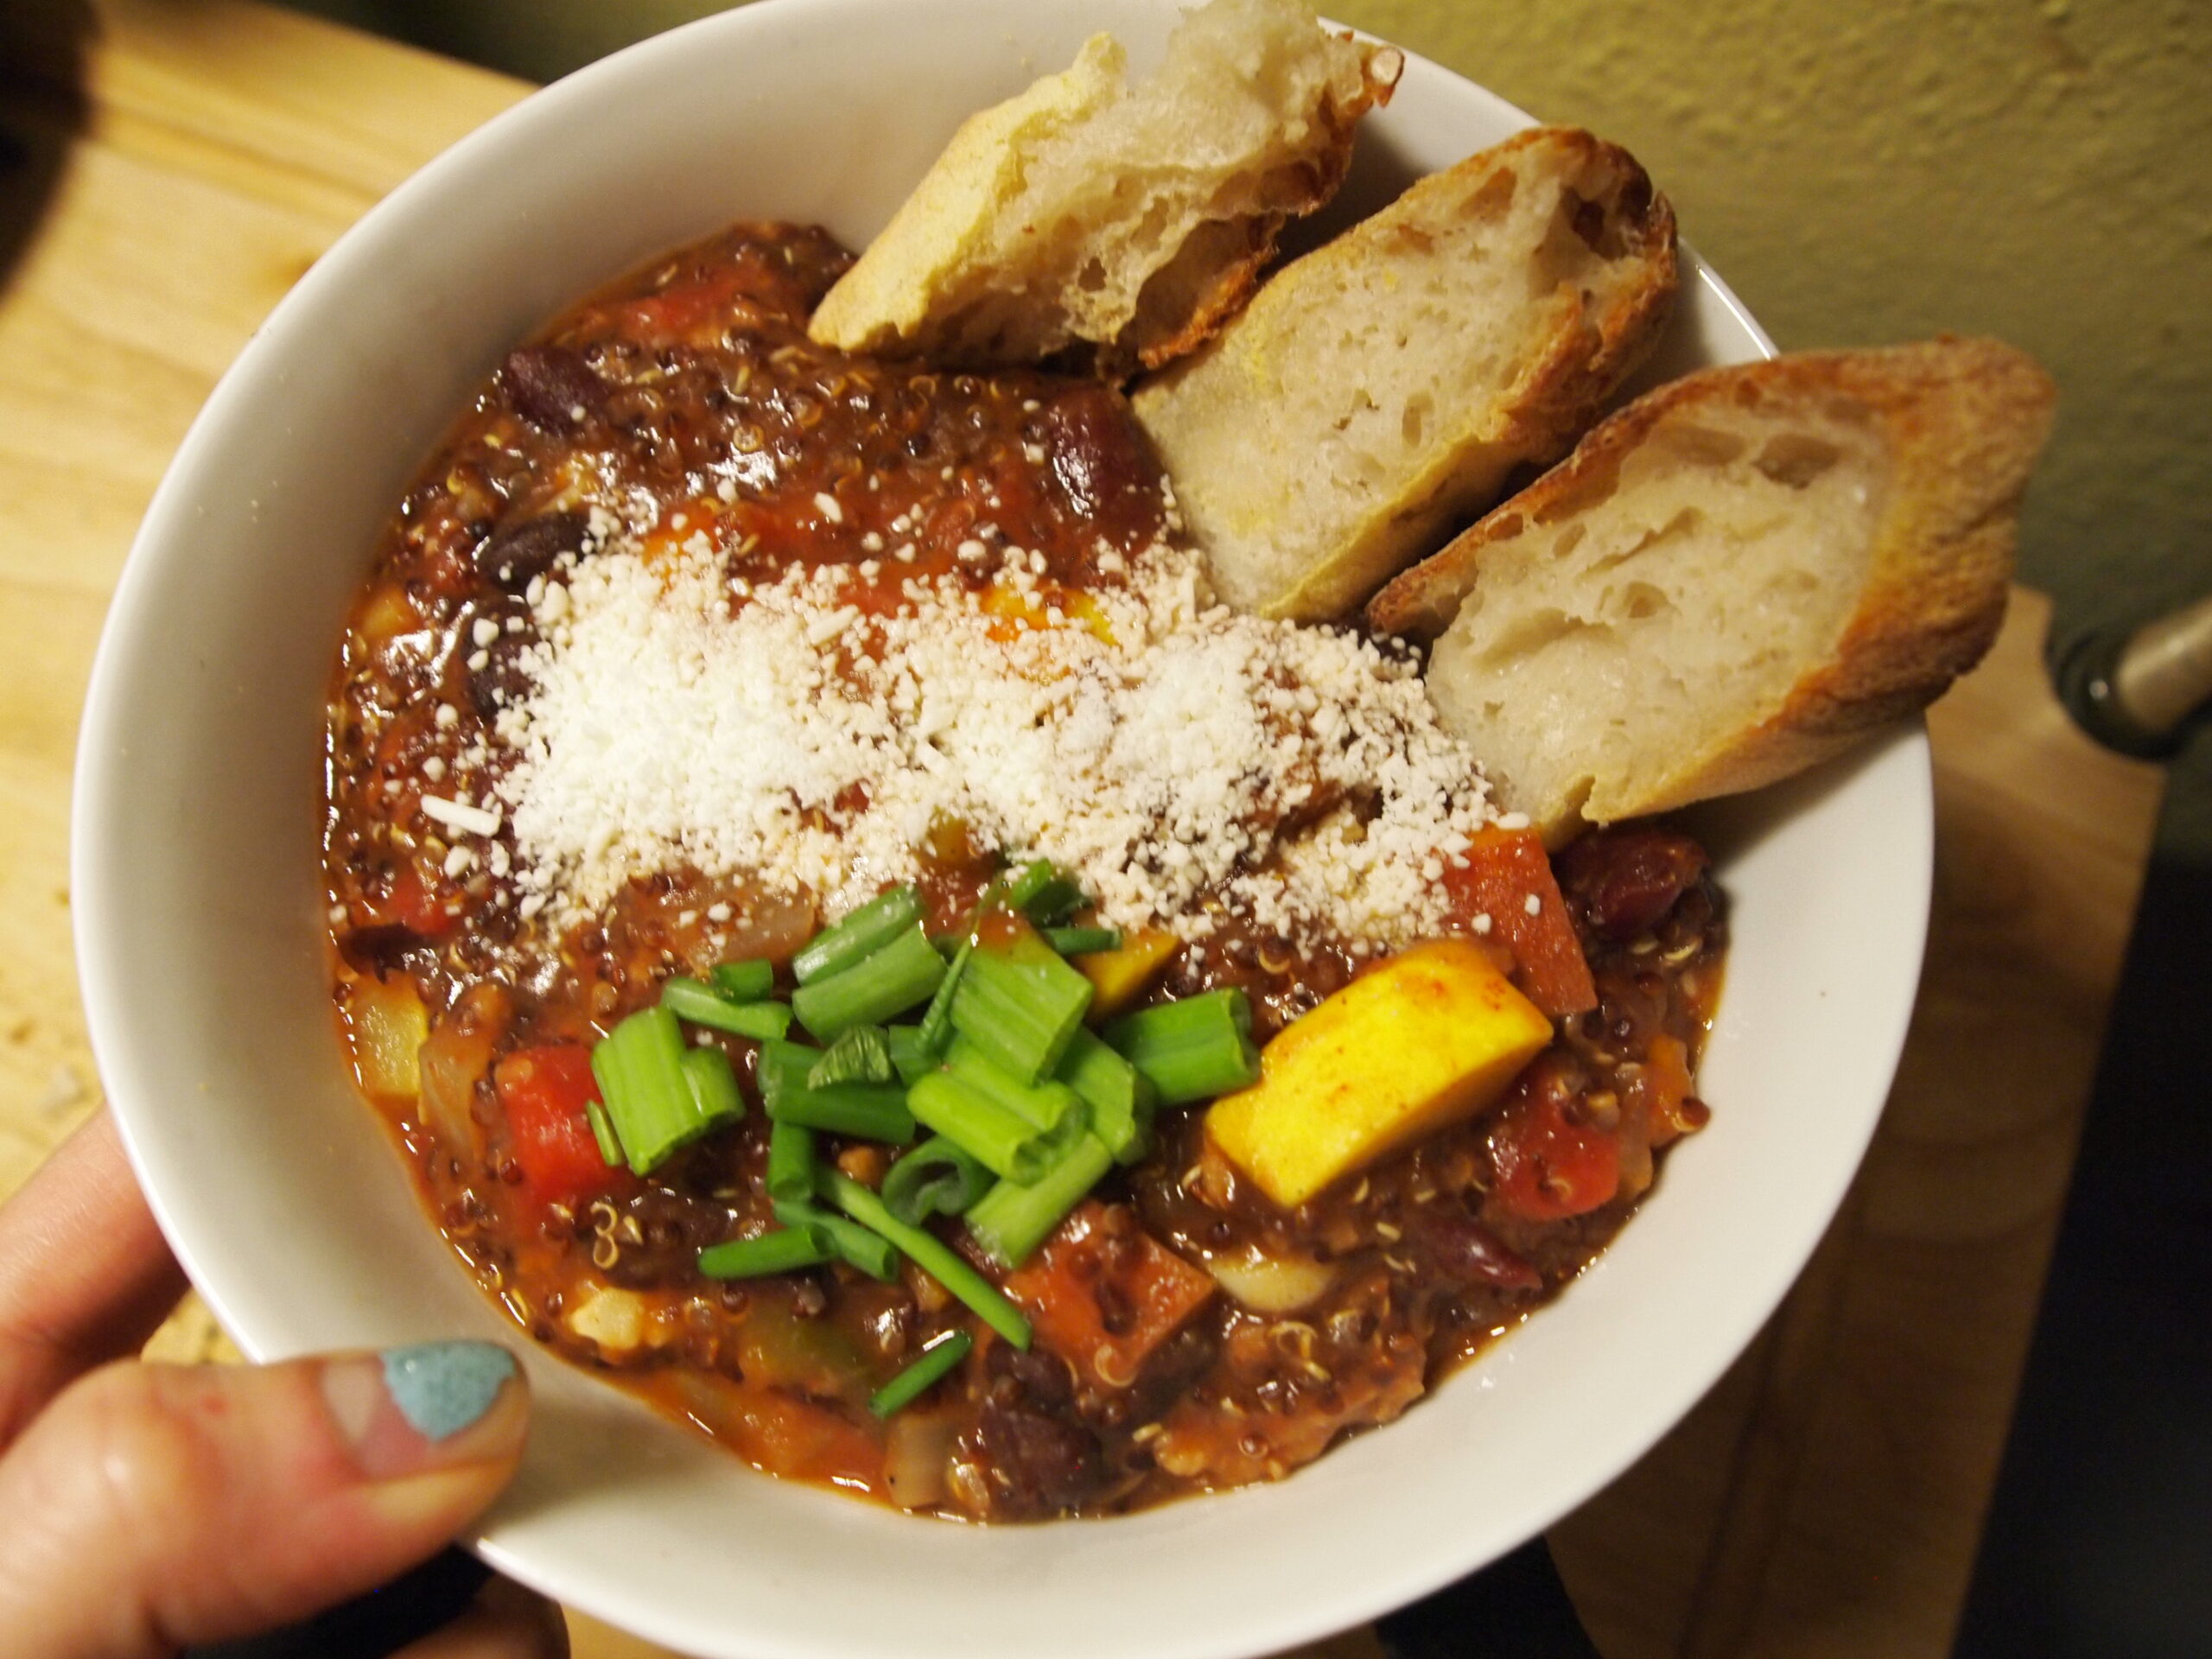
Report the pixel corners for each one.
[807,0,1398,376]
[1367,338,2056,840]
[1131,125,1678,623]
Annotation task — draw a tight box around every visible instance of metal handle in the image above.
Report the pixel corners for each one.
[2056,592,2212,759]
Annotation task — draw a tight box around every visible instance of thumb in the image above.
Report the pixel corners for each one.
[0,1340,529,1659]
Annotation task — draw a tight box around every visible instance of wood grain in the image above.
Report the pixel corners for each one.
[0,5,2165,1657]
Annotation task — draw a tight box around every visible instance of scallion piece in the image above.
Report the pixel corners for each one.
[944,1035,1081,1129]
[678,1046,746,1131]
[948,937,1094,1084]
[709,958,775,1001]
[791,886,925,984]
[1103,988,1261,1105]
[1007,858,1086,926]
[906,1070,1070,1182]
[886,1025,938,1086]
[661,976,792,1040]
[587,1039,632,1167]
[606,1007,713,1174]
[757,1039,918,1142]
[1042,925,1121,957]
[820,1171,1030,1349]
[868,1329,973,1419]
[808,1024,895,1088]
[766,1120,817,1204]
[916,874,1005,1055]
[964,1132,1116,1269]
[773,1198,899,1282]
[583,1096,626,1168]
[1055,1027,1156,1163]
[698,1226,832,1280]
[880,1135,995,1225]
[791,925,946,1039]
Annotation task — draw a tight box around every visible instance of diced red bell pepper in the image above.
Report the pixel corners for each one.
[1004,1202,1216,1389]
[1438,827,1598,1017]
[493,1044,624,1208]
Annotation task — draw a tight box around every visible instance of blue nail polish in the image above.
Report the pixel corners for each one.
[381,1341,518,1441]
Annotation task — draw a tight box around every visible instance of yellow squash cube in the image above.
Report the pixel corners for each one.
[1077,926,1181,1020]
[1205,940,1554,1208]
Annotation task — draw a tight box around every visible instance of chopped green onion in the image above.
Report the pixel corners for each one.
[709,958,776,1001]
[1055,1027,1156,1163]
[808,1024,895,1088]
[949,936,1094,1084]
[766,1120,817,1204]
[583,1096,626,1167]
[757,1039,918,1141]
[791,925,946,1039]
[587,1039,632,1167]
[698,1226,832,1279]
[792,886,925,984]
[906,1070,1074,1182]
[917,874,1006,1055]
[774,1198,899,1281]
[605,1007,715,1174]
[886,1025,938,1086]
[1103,988,1261,1105]
[1007,858,1086,926]
[965,1133,1117,1268]
[880,1136,995,1225]
[945,1036,1081,1129]
[820,1171,1030,1349]
[660,977,793,1040]
[1042,925,1121,957]
[679,1046,746,1130]
[868,1329,974,1418]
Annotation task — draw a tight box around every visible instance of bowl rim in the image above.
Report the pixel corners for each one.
[71,3,1930,1655]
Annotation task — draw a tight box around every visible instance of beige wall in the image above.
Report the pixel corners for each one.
[1344,0,2212,636]
[295,0,2212,633]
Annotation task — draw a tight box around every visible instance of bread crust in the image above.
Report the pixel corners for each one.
[1133,126,1679,622]
[806,4,1398,377]
[1368,338,2058,836]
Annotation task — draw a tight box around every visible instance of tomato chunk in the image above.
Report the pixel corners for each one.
[1439,828,1597,1017]
[1004,1203,1216,1389]
[493,1045,621,1208]
[1484,1055,1620,1222]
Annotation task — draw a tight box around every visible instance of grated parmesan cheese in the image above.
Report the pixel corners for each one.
[486,531,1503,946]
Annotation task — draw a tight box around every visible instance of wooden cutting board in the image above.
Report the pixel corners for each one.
[0,3,2164,1655]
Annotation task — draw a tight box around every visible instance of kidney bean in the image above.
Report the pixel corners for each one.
[503,345,607,435]
[1557,823,1710,943]
[474,510,587,593]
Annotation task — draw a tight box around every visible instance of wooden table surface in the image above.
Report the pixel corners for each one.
[0,4,2168,1656]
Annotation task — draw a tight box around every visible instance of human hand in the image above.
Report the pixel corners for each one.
[0,1110,565,1658]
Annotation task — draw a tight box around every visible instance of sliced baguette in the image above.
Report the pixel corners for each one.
[807,0,1398,376]
[1365,338,2057,840]
[1131,125,1678,623]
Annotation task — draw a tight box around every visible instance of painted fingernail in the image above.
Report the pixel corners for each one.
[382,1342,518,1440]
[324,1341,524,1480]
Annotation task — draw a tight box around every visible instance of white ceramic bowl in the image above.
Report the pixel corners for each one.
[73,3,1929,1656]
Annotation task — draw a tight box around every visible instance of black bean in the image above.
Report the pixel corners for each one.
[503,345,606,434]
[474,510,588,593]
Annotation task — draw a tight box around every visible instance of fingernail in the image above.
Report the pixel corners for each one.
[324,1341,524,1480]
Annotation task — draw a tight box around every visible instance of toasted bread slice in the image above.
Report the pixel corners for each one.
[1130,126,1678,622]
[1366,339,2056,840]
[806,0,1398,376]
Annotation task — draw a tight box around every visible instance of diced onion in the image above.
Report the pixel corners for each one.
[566,1282,648,1354]
[883,1410,957,1511]
[346,977,428,1100]
[1203,1247,1339,1315]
